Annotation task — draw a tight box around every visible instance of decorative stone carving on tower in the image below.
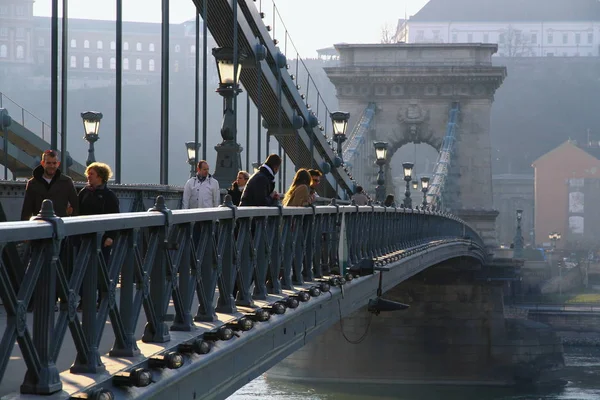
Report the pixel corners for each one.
[325,43,507,248]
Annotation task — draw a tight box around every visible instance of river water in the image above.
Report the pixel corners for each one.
[229,347,600,399]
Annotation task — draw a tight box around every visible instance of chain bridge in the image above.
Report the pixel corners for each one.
[0,0,563,399]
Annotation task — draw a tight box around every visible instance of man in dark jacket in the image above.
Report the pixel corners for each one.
[239,154,281,207]
[21,150,79,220]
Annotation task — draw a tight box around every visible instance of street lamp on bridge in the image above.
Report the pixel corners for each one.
[513,209,524,258]
[81,111,103,166]
[185,141,201,178]
[212,47,246,185]
[549,231,561,251]
[402,162,414,208]
[331,111,350,158]
[373,141,388,203]
[420,176,430,208]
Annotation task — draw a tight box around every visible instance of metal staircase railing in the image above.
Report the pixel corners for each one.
[0,91,60,144]
[427,102,460,208]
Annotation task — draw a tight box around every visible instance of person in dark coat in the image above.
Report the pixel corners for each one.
[21,149,79,220]
[77,162,120,309]
[239,154,282,207]
[227,170,249,206]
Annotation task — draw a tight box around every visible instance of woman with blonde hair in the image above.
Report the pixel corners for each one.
[282,168,312,206]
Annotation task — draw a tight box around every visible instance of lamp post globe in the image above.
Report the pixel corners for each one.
[185,141,201,178]
[420,176,430,208]
[81,111,103,166]
[373,141,388,203]
[331,111,350,158]
[402,162,414,208]
[212,47,246,186]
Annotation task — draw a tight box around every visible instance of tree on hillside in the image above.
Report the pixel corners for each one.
[499,25,535,57]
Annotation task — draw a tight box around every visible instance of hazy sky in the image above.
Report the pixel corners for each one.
[34,0,429,56]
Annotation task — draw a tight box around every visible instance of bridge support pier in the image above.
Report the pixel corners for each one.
[268,263,564,387]
[454,208,499,250]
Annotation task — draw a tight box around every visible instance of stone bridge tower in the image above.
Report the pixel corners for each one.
[325,43,506,246]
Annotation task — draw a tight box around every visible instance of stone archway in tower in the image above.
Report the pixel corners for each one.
[387,141,440,202]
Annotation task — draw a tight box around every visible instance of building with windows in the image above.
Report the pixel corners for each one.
[407,0,600,57]
[0,0,36,78]
[0,0,213,85]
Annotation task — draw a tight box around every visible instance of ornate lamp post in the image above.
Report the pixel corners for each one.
[513,209,524,258]
[185,141,201,178]
[331,111,350,158]
[212,47,246,185]
[373,141,388,203]
[402,162,414,208]
[549,231,561,251]
[81,111,103,166]
[420,176,430,208]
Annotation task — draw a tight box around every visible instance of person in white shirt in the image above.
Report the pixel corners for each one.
[182,160,220,209]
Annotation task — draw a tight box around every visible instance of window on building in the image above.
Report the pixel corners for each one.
[588,32,594,44]
[531,33,538,44]
[16,5,25,16]
[452,33,457,43]
[499,33,505,44]
[110,41,116,50]
[16,45,24,59]
[433,30,440,41]
[84,40,89,49]
[83,56,90,68]
[110,57,116,69]
[97,40,103,50]
[38,37,44,46]
[149,43,155,52]
[0,45,7,58]
[70,39,76,48]
[416,30,424,41]
[575,33,581,44]
[136,58,142,70]
[70,55,76,68]
[190,45,196,53]
[136,42,142,51]
[562,33,568,44]
[483,33,489,43]
[175,44,181,53]
[467,33,473,43]
[589,52,593,56]
[546,52,554,57]
[97,57,103,69]
[149,59,155,71]
[0,28,8,37]
[547,33,553,44]
[16,28,24,38]
[562,52,567,56]
[124,41,129,50]
[123,58,129,70]
[0,6,7,15]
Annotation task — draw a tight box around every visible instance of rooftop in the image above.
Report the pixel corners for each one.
[410,0,600,22]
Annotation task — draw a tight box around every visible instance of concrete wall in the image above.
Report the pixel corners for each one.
[529,312,600,333]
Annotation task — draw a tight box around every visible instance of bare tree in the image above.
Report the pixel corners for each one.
[380,23,395,44]
[499,25,535,57]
